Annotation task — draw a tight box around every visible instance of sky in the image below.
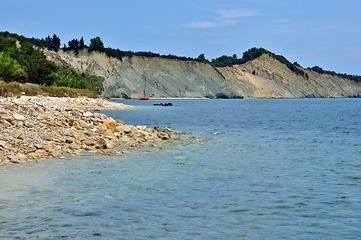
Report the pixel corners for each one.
[1,0,361,75]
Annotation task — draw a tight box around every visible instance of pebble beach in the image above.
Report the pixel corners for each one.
[0,96,181,164]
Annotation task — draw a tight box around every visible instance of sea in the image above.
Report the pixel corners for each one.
[0,98,361,239]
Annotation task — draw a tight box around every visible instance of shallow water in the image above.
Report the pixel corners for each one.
[1,99,361,239]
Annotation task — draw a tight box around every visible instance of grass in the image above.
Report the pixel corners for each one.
[0,81,96,98]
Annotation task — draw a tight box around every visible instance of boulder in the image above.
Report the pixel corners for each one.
[95,138,107,149]
[103,117,117,132]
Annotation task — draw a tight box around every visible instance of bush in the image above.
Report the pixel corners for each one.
[0,51,25,82]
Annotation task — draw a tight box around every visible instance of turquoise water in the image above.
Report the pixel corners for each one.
[1,99,361,239]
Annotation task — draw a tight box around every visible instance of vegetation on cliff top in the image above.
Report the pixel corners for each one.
[1,31,361,85]
[0,32,104,96]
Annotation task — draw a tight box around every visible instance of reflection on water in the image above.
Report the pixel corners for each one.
[1,99,361,239]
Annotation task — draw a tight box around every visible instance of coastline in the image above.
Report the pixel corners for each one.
[0,96,181,165]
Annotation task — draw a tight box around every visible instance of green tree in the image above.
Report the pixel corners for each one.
[16,42,56,84]
[88,37,104,52]
[0,50,25,82]
[79,37,85,49]
[197,53,205,60]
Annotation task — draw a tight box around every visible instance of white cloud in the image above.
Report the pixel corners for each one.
[272,19,289,23]
[184,20,240,28]
[217,9,257,19]
[185,9,256,28]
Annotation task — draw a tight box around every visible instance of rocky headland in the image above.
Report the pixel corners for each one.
[0,96,181,165]
[44,49,361,99]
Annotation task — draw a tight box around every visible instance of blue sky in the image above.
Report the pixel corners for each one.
[2,0,361,75]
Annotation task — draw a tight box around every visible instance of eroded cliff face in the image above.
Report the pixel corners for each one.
[219,54,361,98]
[44,49,361,99]
[44,49,238,99]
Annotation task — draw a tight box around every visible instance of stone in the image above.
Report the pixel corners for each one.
[69,142,81,150]
[68,118,75,126]
[74,132,87,141]
[0,151,6,160]
[40,134,52,141]
[82,139,97,146]
[26,146,37,153]
[13,113,26,121]
[106,151,117,156]
[3,103,16,111]
[106,141,116,149]
[63,129,73,136]
[95,138,107,149]
[103,129,115,138]
[0,140,8,148]
[103,117,117,132]
[35,144,47,149]
[122,125,132,134]
[9,155,20,163]
[83,111,93,117]
[49,150,60,158]
[157,132,170,140]
[3,120,12,128]
[116,119,125,125]
[154,139,164,145]
[137,125,147,131]
[18,134,26,140]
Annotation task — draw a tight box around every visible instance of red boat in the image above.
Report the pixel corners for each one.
[139,96,149,100]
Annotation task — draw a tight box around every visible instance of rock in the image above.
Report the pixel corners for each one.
[63,129,73,136]
[3,120,12,128]
[154,126,165,132]
[0,151,6,161]
[0,140,8,148]
[103,117,117,132]
[40,134,52,141]
[157,132,170,140]
[116,119,125,125]
[95,138,107,149]
[69,142,81,150]
[35,144,47,149]
[83,111,93,117]
[17,134,26,140]
[74,132,87,141]
[137,125,147,131]
[120,125,132,134]
[3,103,16,111]
[68,118,75,126]
[49,150,60,158]
[153,139,164,145]
[106,151,117,156]
[13,113,25,121]
[82,139,97,146]
[106,141,116,149]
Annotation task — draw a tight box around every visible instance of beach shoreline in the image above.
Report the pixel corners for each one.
[0,96,181,165]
